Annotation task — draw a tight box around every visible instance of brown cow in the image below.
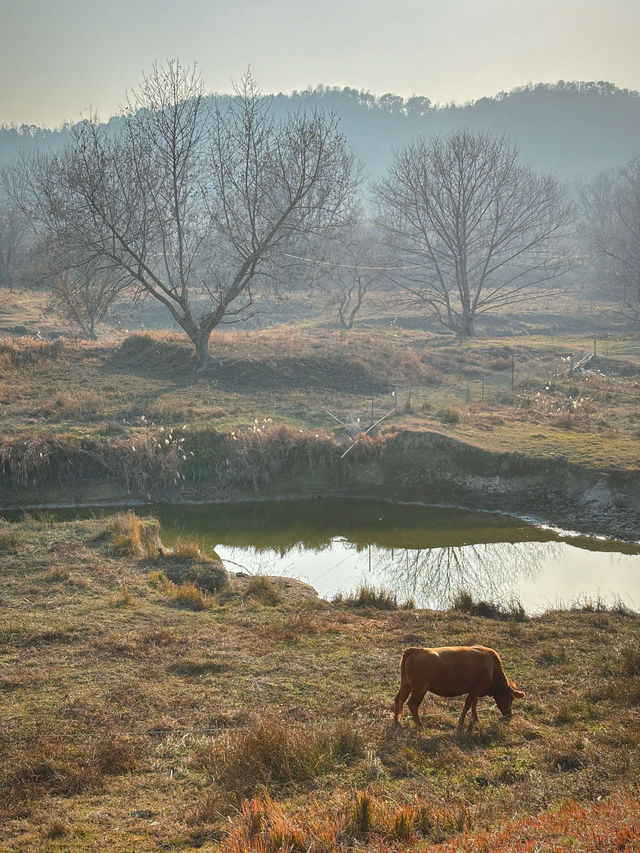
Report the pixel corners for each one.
[393,645,525,732]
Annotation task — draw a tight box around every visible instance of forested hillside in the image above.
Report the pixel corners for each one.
[2,81,639,179]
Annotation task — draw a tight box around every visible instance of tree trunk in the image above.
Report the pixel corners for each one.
[446,308,476,337]
[458,316,476,337]
[193,328,212,373]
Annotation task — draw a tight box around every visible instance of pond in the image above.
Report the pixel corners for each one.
[14,499,640,613]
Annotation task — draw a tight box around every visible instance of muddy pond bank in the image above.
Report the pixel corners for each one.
[1,428,638,541]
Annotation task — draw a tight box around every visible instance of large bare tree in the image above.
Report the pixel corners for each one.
[375,129,573,336]
[581,156,640,322]
[5,62,358,369]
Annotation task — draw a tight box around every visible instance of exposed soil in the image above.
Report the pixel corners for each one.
[1,429,639,541]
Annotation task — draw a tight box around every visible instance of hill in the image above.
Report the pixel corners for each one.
[1,80,639,180]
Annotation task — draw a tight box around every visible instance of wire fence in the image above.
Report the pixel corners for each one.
[349,336,640,424]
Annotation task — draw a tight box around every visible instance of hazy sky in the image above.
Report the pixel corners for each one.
[1,0,639,127]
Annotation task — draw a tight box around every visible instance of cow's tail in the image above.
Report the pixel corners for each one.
[394,647,420,721]
[399,647,420,685]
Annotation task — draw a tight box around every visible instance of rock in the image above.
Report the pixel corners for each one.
[579,480,614,508]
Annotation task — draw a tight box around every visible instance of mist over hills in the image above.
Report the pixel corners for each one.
[1,80,639,181]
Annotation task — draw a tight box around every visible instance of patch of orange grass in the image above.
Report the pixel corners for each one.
[440,788,640,853]
[214,789,640,853]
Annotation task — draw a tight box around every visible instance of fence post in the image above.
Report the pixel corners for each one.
[466,381,470,403]
[511,354,515,392]
[481,374,485,403]
[593,336,597,356]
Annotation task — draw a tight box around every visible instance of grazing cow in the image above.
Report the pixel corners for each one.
[393,645,525,732]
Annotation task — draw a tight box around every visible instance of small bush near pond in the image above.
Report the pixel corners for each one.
[452,590,527,621]
[109,512,160,558]
[244,576,281,606]
[333,584,413,610]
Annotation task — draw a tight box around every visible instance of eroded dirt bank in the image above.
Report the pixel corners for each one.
[1,429,638,540]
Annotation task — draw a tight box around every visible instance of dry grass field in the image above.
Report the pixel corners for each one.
[1,324,639,472]
[1,513,639,851]
[1,289,640,850]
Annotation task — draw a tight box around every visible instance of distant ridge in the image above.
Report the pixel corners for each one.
[2,81,639,180]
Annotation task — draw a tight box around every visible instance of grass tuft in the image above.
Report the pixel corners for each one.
[452,589,527,621]
[195,716,329,798]
[244,576,281,606]
[619,646,640,676]
[173,581,207,610]
[333,584,412,610]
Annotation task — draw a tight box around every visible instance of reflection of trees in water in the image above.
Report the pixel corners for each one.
[371,542,562,609]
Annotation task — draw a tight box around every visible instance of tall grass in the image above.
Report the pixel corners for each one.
[214,789,474,851]
[194,716,330,799]
[333,584,413,610]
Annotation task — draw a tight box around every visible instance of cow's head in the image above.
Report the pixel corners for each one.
[495,682,525,717]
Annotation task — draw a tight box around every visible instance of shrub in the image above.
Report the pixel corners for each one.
[0,528,21,552]
[452,590,527,621]
[244,576,281,606]
[332,723,366,761]
[174,581,206,610]
[109,512,156,557]
[348,792,373,838]
[111,585,135,607]
[44,818,68,839]
[43,566,70,582]
[168,659,229,677]
[147,569,170,590]
[333,584,411,610]
[619,646,640,677]
[536,645,568,666]
[173,536,203,558]
[93,734,139,774]
[196,716,328,798]
[438,406,461,425]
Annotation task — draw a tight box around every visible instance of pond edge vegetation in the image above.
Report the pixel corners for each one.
[1,422,639,541]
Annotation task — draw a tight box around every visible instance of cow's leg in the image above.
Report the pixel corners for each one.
[394,683,411,725]
[467,697,479,731]
[407,688,428,729]
[457,693,475,732]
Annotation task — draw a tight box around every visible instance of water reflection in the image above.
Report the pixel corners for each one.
[370,541,562,609]
[5,499,639,611]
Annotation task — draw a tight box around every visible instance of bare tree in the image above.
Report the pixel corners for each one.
[0,205,30,291]
[375,129,573,336]
[28,238,127,339]
[314,221,388,329]
[581,156,640,322]
[5,62,358,369]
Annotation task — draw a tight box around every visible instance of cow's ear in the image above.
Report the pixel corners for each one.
[510,687,525,699]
